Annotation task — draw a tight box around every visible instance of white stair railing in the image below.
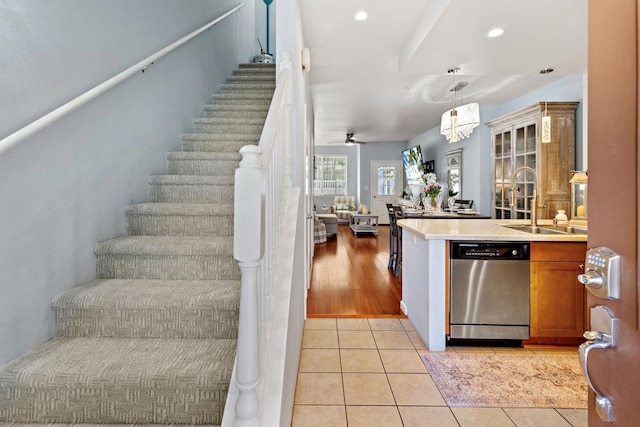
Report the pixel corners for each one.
[229,53,294,426]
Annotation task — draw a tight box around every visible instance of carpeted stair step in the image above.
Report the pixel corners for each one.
[194,123,262,134]
[0,338,235,424]
[231,69,275,77]
[238,63,275,68]
[182,139,254,153]
[211,93,272,106]
[203,105,268,119]
[233,64,275,73]
[95,236,238,280]
[167,152,241,176]
[149,175,234,203]
[182,131,260,143]
[126,202,233,236]
[204,103,270,113]
[193,120,264,136]
[226,74,275,83]
[53,279,239,339]
[220,83,275,93]
[193,118,265,135]
[195,117,267,126]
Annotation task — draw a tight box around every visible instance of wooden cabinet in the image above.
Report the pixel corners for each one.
[486,102,579,220]
[527,241,587,345]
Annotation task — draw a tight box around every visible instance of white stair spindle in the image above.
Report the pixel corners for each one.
[233,145,263,426]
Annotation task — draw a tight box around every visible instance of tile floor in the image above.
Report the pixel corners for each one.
[292,318,587,427]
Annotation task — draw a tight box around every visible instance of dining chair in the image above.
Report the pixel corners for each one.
[454,199,473,209]
[386,203,397,270]
[393,206,404,277]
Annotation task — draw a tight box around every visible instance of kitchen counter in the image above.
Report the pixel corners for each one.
[397,218,587,242]
[396,218,587,352]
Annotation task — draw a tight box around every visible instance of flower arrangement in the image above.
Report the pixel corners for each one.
[423,173,441,198]
[422,172,442,210]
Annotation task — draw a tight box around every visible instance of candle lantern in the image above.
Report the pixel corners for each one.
[569,171,588,225]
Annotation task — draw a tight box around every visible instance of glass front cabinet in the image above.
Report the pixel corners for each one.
[487,102,579,220]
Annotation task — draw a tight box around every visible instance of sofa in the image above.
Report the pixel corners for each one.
[331,196,357,223]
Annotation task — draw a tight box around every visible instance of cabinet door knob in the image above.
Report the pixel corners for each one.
[578,264,585,270]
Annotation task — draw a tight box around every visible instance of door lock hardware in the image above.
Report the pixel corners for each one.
[578,247,620,299]
[579,305,618,423]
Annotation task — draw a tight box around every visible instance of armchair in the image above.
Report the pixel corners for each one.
[331,196,357,223]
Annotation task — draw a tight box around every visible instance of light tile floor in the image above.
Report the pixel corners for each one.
[292,318,587,427]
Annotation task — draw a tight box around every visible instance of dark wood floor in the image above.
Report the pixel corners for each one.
[307,223,405,318]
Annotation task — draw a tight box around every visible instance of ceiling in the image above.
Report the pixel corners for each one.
[299,0,587,145]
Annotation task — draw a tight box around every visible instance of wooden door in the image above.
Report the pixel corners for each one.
[586,1,640,425]
[370,161,402,225]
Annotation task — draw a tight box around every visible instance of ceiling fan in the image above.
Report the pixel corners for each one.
[344,132,367,145]
[323,132,369,145]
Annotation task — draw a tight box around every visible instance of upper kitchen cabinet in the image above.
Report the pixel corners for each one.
[487,102,579,220]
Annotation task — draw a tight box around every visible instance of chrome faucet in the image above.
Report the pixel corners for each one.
[511,166,538,226]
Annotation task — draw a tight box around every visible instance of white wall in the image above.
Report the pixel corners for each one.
[0,0,255,365]
[408,75,585,215]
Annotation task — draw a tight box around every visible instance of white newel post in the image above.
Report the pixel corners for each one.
[233,145,264,426]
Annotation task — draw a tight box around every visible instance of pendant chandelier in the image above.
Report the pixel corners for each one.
[440,67,480,143]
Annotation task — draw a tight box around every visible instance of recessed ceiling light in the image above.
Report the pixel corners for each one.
[487,28,504,38]
[355,11,368,21]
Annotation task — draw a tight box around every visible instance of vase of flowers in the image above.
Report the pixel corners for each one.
[423,173,442,211]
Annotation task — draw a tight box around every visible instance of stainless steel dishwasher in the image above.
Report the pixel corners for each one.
[450,241,530,340]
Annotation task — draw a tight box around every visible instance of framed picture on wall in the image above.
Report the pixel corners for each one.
[424,160,435,173]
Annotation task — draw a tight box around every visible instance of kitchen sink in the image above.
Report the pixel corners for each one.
[557,226,588,235]
[501,224,588,235]
[502,225,565,234]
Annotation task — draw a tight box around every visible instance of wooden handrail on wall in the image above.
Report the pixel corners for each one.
[0,2,245,157]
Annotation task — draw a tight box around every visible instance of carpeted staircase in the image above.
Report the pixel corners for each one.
[0,63,275,426]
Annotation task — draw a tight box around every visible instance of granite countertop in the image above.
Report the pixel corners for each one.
[397,218,587,242]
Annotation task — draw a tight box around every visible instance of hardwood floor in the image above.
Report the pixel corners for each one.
[307,223,405,317]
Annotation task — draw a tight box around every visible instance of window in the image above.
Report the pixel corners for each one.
[313,155,347,195]
[377,166,397,196]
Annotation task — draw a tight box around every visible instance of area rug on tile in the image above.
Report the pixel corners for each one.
[421,353,587,408]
